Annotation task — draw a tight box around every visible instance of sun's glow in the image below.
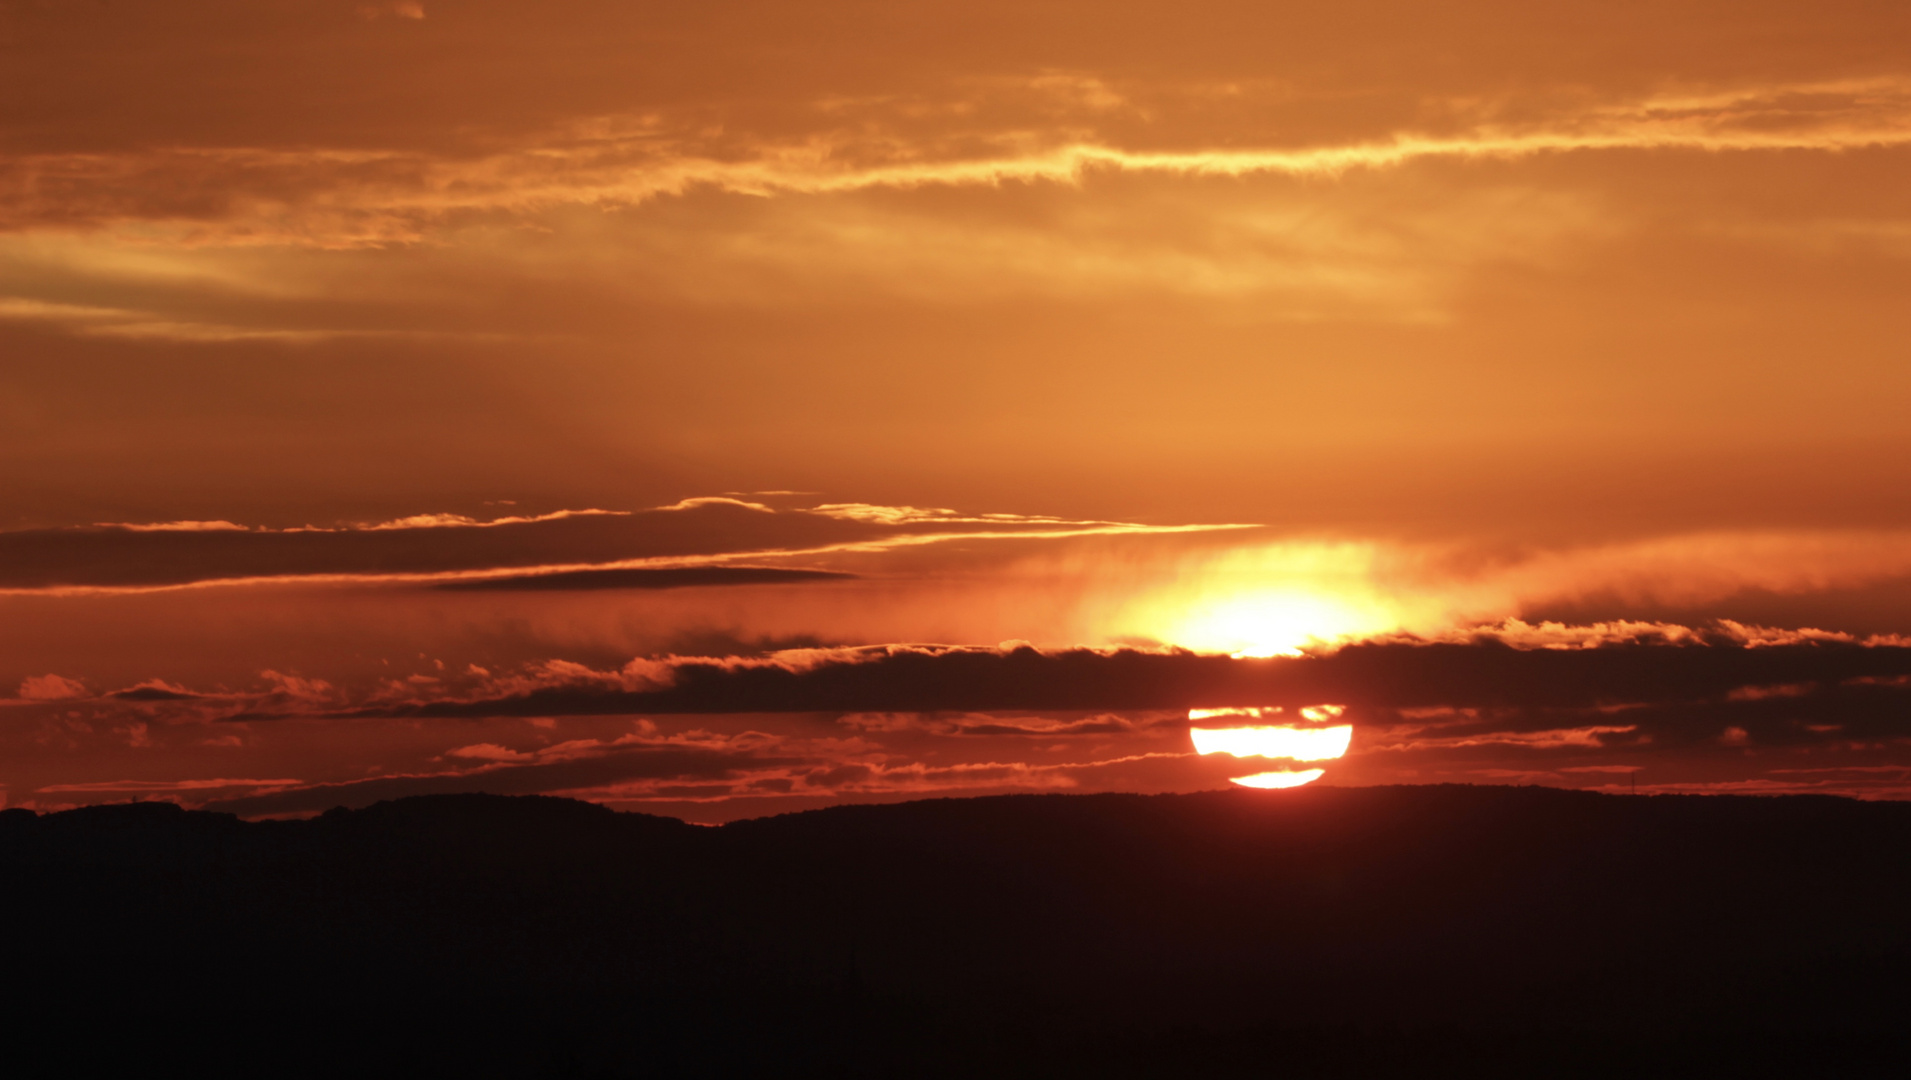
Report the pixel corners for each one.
[1171,589,1385,657]
[1112,542,1434,657]
[1229,769,1327,789]
[1189,724,1353,762]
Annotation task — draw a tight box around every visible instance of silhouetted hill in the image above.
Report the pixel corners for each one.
[3,786,1907,1078]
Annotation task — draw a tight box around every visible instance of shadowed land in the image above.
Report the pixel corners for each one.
[3,785,1906,1077]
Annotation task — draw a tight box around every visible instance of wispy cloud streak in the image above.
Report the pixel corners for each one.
[7,78,1910,245]
[0,500,1251,596]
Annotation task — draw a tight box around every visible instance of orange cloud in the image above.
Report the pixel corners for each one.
[17,674,88,701]
[1366,725,1639,752]
[9,78,1911,247]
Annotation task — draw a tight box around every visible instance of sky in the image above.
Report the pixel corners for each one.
[5,0,1910,819]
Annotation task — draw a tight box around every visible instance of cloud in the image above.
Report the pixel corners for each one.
[1366,725,1639,752]
[0,498,1244,594]
[836,711,1169,737]
[17,674,87,701]
[111,520,250,533]
[198,741,792,817]
[109,680,201,701]
[1080,530,1911,656]
[1726,682,1816,702]
[258,670,336,705]
[358,508,629,530]
[444,743,531,762]
[655,497,776,513]
[17,629,1911,818]
[551,747,1200,808]
[1631,776,1911,797]
[9,77,1911,247]
[430,566,856,592]
[325,634,1911,726]
[808,504,1089,525]
[0,294,392,343]
[37,777,302,794]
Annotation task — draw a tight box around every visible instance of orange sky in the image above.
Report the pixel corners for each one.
[5,1,1910,815]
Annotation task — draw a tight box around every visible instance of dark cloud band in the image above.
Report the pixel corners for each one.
[357,638,1911,719]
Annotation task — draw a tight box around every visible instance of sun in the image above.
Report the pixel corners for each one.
[1189,705,1352,788]
[1229,769,1326,789]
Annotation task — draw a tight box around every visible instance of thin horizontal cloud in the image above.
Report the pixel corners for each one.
[0,294,420,343]
[6,78,1909,246]
[196,738,1197,817]
[808,504,1092,525]
[1632,777,1911,798]
[836,711,1172,737]
[198,740,801,817]
[761,750,1193,797]
[356,508,631,530]
[37,777,303,794]
[1365,725,1640,751]
[0,498,1248,594]
[92,509,630,534]
[112,520,250,533]
[430,566,856,591]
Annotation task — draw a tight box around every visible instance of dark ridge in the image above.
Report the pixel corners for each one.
[2,786,1906,1077]
[429,566,856,591]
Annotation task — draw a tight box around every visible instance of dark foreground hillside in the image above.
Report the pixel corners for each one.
[3,785,1907,1078]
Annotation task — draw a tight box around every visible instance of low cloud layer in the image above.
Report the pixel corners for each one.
[7,629,1907,821]
[337,632,1911,724]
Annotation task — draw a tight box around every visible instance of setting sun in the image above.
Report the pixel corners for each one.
[1189,706,1353,790]
[1188,723,1353,762]
[1227,769,1328,789]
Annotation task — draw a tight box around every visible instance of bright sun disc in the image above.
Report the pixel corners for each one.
[1190,706,1351,790]
[1189,724,1352,762]
[1230,769,1326,789]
